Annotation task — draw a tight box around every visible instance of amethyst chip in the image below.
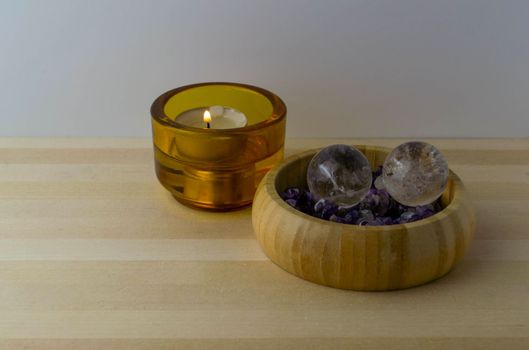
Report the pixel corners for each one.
[279,171,442,226]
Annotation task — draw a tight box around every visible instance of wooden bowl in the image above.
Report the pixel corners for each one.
[252,145,476,291]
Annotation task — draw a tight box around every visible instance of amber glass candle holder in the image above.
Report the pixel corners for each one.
[151,82,287,210]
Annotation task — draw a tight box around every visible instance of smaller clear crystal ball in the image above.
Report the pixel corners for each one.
[382,141,448,206]
[307,145,372,207]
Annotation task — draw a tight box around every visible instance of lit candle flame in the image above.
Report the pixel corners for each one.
[203,110,212,124]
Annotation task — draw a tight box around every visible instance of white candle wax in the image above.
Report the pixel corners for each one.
[176,106,247,129]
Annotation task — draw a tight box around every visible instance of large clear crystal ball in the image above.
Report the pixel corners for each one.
[307,145,372,207]
[382,141,448,206]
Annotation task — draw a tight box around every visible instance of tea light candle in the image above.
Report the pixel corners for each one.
[176,105,247,129]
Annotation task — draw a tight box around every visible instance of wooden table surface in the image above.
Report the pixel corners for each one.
[0,138,528,349]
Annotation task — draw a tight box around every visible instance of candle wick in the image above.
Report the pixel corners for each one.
[207,122,210,129]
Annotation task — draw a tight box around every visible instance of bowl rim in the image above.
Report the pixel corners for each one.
[267,145,464,231]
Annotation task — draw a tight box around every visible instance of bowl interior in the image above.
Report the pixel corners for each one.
[273,145,454,211]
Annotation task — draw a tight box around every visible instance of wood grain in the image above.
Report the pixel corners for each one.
[0,138,528,349]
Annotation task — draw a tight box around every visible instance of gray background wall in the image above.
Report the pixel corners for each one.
[1,0,528,137]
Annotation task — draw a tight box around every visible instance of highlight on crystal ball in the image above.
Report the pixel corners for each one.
[382,141,449,206]
[307,144,372,207]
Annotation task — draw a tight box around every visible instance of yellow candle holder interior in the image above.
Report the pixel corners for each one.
[151,82,286,210]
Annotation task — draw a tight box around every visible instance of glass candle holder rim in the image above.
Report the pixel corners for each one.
[150,82,287,133]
